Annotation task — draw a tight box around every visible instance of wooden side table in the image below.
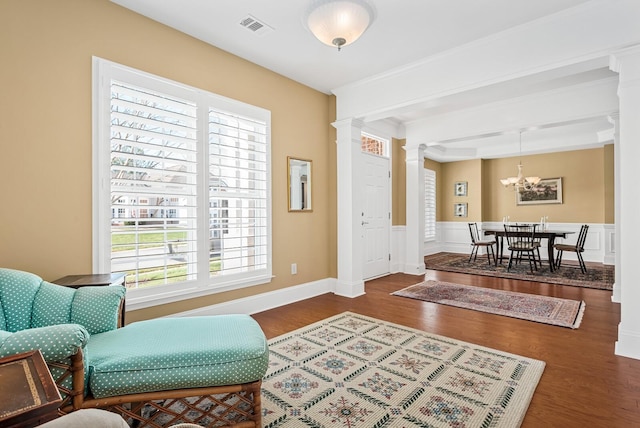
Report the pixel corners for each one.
[52,273,125,288]
[0,350,62,428]
[53,273,127,327]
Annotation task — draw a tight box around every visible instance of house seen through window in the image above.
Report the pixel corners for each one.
[361,133,387,156]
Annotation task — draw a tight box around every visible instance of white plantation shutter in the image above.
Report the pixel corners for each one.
[110,81,198,287]
[208,110,268,277]
[94,58,271,304]
[424,168,436,241]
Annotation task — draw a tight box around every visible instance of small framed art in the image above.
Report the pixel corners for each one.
[454,203,468,217]
[454,181,467,196]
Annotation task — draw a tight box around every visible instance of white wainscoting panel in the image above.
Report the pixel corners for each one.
[604,224,615,265]
[432,222,473,255]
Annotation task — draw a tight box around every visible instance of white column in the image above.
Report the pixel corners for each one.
[404,145,426,275]
[610,46,640,360]
[333,118,366,297]
[609,113,621,304]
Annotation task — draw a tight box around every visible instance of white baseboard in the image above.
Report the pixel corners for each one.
[169,278,336,317]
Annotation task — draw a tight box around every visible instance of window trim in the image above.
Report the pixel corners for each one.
[92,57,272,311]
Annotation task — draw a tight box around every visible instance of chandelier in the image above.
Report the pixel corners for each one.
[500,132,541,191]
[305,0,375,51]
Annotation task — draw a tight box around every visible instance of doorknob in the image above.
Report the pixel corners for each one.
[361,221,369,226]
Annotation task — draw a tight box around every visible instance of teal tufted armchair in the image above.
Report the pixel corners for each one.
[0,268,269,427]
[0,268,125,411]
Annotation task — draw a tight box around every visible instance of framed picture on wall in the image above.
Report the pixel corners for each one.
[454,181,467,196]
[516,177,563,205]
[454,203,468,217]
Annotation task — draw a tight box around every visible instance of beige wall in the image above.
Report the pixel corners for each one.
[390,141,444,225]
[392,147,613,226]
[392,139,406,225]
[483,148,609,223]
[604,144,615,224]
[0,0,336,322]
[441,159,483,222]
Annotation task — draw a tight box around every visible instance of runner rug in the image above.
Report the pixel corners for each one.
[425,252,613,290]
[393,280,585,329]
[262,312,545,428]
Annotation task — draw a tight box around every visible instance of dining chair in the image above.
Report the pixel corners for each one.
[531,229,543,269]
[504,223,538,273]
[506,223,541,268]
[554,224,589,273]
[468,223,496,265]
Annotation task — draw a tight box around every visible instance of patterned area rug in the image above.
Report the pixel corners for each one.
[425,252,613,290]
[393,280,585,329]
[262,312,545,427]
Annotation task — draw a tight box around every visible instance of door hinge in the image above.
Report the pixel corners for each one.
[388,254,391,261]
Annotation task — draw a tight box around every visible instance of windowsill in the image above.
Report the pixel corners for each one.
[124,273,274,311]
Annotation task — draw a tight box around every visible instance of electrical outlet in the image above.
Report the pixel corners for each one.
[291,263,297,275]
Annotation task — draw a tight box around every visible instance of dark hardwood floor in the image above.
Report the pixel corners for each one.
[252,266,640,427]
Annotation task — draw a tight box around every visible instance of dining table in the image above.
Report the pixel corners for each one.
[483,226,575,272]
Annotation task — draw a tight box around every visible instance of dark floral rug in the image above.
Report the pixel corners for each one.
[393,280,585,329]
[425,252,613,290]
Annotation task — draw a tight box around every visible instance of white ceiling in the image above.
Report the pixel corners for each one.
[110,0,618,161]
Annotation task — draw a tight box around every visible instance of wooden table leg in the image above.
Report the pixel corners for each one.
[547,237,556,272]
[497,236,504,264]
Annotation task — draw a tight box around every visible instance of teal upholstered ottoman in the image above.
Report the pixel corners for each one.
[85,314,268,427]
[88,315,269,398]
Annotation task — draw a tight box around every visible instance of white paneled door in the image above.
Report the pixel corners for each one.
[362,153,390,279]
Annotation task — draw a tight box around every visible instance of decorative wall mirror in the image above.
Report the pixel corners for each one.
[288,157,312,212]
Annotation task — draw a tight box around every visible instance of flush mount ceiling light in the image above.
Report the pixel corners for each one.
[305,0,375,51]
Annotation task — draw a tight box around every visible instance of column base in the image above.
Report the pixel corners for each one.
[334,280,365,298]
[611,282,621,303]
[403,262,426,276]
[615,323,640,360]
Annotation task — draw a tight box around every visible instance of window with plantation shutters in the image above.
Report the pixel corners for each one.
[208,110,268,278]
[93,58,271,308]
[424,168,436,241]
[109,81,199,287]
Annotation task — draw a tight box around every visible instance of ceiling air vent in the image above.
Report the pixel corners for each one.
[239,15,274,37]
